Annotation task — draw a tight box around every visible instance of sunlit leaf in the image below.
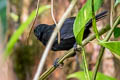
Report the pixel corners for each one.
[99,41,120,56]
[73,0,102,45]
[67,71,116,80]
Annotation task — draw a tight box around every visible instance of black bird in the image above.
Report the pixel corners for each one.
[34,11,107,51]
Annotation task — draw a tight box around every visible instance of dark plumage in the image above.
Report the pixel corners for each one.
[34,11,107,51]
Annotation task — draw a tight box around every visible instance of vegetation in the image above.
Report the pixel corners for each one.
[0,0,120,80]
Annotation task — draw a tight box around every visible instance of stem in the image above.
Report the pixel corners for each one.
[92,47,105,80]
[82,25,110,46]
[92,0,99,39]
[110,0,113,28]
[104,16,120,41]
[92,16,120,80]
[82,47,90,80]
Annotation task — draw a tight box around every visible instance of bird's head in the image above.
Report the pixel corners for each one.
[34,24,48,41]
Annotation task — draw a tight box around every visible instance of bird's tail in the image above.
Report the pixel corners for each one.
[86,11,108,29]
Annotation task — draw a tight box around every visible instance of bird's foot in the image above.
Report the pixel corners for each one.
[53,58,59,67]
[73,43,81,52]
[53,58,64,68]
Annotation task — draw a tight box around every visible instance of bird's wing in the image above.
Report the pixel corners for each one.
[60,17,75,40]
[42,17,75,43]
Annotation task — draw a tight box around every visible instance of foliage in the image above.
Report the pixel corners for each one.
[67,71,116,80]
[73,0,103,80]
[99,41,120,56]
[6,0,119,79]
[73,0,102,45]
[73,0,120,80]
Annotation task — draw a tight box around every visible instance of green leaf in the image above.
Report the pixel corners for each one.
[67,71,116,80]
[99,41,120,56]
[114,0,120,7]
[73,0,102,45]
[4,5,50,59]
[114,27,120,38]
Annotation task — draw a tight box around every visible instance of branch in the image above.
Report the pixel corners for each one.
[39,25,110,80]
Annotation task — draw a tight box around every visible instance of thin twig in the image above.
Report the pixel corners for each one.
[51,0,57,24]
[31,0,41,80]
[110,0,113,27]
[27,0,40,44]
[33,0,77,80]
[51,0,61,44]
